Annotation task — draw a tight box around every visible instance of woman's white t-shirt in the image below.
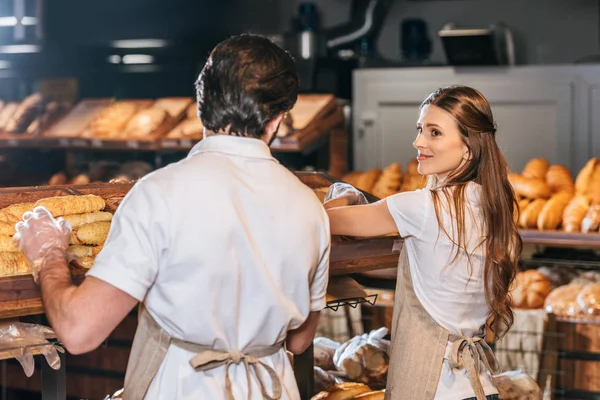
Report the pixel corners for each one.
[386,182,498,400]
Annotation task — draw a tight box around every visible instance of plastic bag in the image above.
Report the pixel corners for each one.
[543,284,583,317]
[0,321,62,377]
[324,182,369,206]
[577,282,600,316]
[333,327,390,385]
[103,388,124,399]
[493,370,542,400]
[314,336,341,371]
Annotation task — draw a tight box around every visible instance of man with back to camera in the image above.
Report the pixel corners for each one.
[15,34,331,400]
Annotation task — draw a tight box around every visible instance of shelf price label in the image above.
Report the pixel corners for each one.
[126,140,140,149]
[161,140,178,149]
[58,138,70,147]
[72,139,89,148]
[180,139,193,148]
[91,139,103,148]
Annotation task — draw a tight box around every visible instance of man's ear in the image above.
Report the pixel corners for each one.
[265,114,285,137]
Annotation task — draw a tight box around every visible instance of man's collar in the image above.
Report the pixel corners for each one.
[188,135,276,161]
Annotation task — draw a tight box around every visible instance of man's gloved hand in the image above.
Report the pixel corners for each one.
[14,206,71,282]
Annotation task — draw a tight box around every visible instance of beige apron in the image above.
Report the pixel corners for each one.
[123,305,284,400]
[385,245,501,400]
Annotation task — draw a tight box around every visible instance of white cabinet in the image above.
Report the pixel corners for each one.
[353,66,599,174]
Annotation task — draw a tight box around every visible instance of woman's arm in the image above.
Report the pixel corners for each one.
[325,199,398,237]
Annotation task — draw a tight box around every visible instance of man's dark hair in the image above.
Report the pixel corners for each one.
[196,34,299,138]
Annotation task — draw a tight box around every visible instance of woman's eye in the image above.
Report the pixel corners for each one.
[431,129,441,137]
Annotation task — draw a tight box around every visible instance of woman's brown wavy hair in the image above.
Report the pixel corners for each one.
[421,85,521,339]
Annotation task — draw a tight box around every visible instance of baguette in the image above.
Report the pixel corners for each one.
[0,236,18,252]
[0,221,16,236]
[537,191,573,230]
[67,245,94,258]
[0,210,18,225]
[35,195,105,217]
[63,211,113,229]
[1,202,35,219]
[76,221,111,245]
[355,169,382,193]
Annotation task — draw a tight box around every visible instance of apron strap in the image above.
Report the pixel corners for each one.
[448,334,502,400]
[172,338,284,400]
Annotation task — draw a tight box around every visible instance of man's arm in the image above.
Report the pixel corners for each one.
[286,311,320,355]
[40,252,138,355]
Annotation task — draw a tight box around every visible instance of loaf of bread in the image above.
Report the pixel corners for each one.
[589,162,600,205]
[70,231,82,245]
[70,174,91,185]
[35,195,105,217]
[400,174,426,192]
[575,158,598,197]
[0,252,30,276]
[92,244,103,257]
[522,158,549,180]
[87,102,139,137]
[546,165,574,194]
[581,204,600,233]
[63,211,113,229]
[0,221,16,236]
[519,199,547,229]
[1,202,35,219]
[167,118,204,139]
[0,103,18,129]
[510,270,552,309]
[5,93,45,134]
[152,97,193,118]
[577,283,600,316]
[0,236,18,252]
[371,163,402,199]
[0,210,18,225]
[544,284,584,316]
[310,382,372,400]
[508,173,551,199]
[76,221,111,245]
[67,245,94,258]
[406,158,419,175]
[49,172,68,186]
[354,391,385,400]
[355,169,381,193]
[537,191,573,231]
[562,196,590,232]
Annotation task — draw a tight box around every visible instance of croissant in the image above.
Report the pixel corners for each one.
[355,169,382,193]
[537,191,573,231]
[562,196,590,233]
[575,158,598,197]
[508,173,551,199]
[519,199,547,228]
[546,165,574,194]
[522,158,549,180]
[0,252,30,276]
[589,163,600,205]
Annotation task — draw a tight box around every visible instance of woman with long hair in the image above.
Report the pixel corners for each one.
[325,86,522,400]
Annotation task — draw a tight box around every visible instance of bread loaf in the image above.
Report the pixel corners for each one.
[562,196,590,232]
[0,211,18,225]
[67,245,94,258]
[354,391,385,400]
[355,169,382,193]
[537,191,573,231]
[582,205,600,233]
[76,221,111,245]
[510,270,552,309]
[342,172,362,188]
[0,221,16,236]
[577,283,600,315]
[371,163,402,199]
[575,158,598,197]
[522,158,549,180]
[1,202,35,219]
[406,158,419,175]
[508,173,551,199]
[63,211,113,229]
[310,382,372,400]
[35,195,105,217]
[546,165,574,194]
[544,284,584,316]
[0,252,30,276]
[519,199,547,229]
[48,172,68,186]
[589,163,600,205]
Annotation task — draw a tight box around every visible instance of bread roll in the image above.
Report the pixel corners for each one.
[522,158,549,180]
[562,196,590,232]
[76,221,111,245]
[70,230,82,245]
[48,172,68,186]
[67,245,94,258]
[0,236,18,252]
[544,284,584,316]
[35,195,105,217]
[537,191,573,231]
[310,382,371,400]
[507,173,551,199]
[519,199,547,229]
[0,252,30,276]
[400,174,426,192]
[70,174,91,185]
[1,202,35,219]
[546,165,574,194]
[0,221,16,236]
[63,211,113,229]
[582,205,600,233]
[354,391,385,400]
[0,211,18,225]
[577,283,600,315]
[575,158,598,197]
[355,169,381,193]
[510,270,552,309]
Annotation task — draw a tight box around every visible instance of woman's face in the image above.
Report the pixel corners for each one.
[413,105,469,180]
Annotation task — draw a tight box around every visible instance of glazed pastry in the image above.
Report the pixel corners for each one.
[562,196,590,232]
[522,158,549,180]
[537,191,573,230]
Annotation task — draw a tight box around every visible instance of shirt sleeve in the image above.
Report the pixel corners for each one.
[86,178,169,302]
[309,207,331,312]
[386,189,431,238]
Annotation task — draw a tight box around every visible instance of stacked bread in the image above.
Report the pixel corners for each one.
[341,160,426,199]
[311,383,384,400]
[510,157,600,232]
[0,194,111,276]
[165,103,204,140]
[509,270,553,309]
